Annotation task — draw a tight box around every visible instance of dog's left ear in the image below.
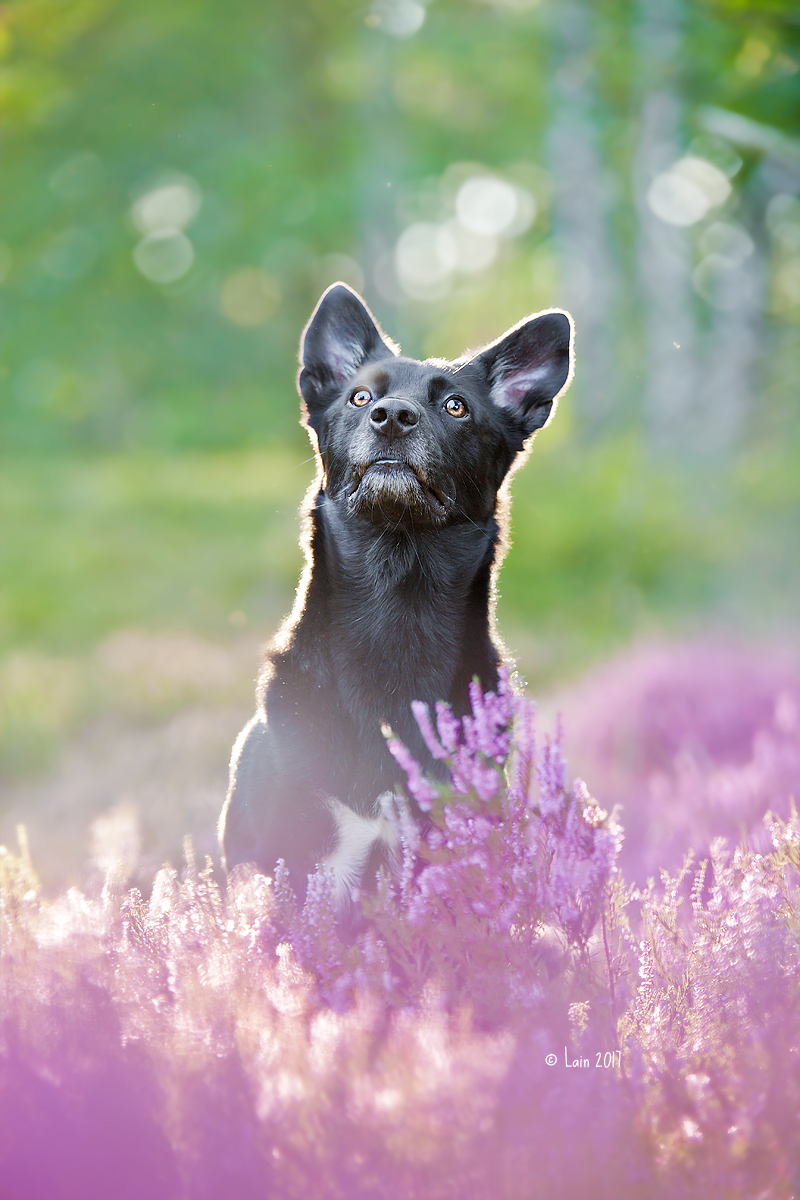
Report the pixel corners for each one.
[472,309,574,436]
[298,283,398,425]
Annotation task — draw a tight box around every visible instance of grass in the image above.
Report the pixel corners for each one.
[0,447,309,776]
[0,447,311,651]
[1,430,796,779]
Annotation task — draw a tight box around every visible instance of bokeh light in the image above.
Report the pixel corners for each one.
[219,268,281,327]
[131,178,202,236]
[647,156,732,226]
[133,228,195,284]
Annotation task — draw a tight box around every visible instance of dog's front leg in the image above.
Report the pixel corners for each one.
[219,712,338,896]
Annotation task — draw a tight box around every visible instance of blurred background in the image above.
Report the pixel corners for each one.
[1,0,798,886]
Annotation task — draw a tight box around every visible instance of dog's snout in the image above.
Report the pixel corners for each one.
[369,397,420,439]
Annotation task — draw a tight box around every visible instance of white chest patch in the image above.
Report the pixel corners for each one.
[323,794,401,905]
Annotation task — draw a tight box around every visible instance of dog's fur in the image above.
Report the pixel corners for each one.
[219,283,573,900]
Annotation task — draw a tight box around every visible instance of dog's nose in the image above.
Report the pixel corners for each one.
[369,397,420,439]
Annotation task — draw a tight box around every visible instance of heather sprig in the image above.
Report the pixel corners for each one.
[383,670,624,954]
[385,729,440,812]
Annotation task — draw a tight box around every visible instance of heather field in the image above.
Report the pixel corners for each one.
[2,646,800,1199]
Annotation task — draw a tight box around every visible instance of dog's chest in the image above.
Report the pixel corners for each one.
[328,572,467,719]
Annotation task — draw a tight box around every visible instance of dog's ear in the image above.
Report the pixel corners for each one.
[471,309,573,436]
[298,284,398,422]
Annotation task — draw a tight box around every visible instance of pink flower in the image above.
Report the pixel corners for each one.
[386,735,439,812]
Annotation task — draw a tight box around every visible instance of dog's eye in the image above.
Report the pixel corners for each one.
[444,396,468,418]
[350,388,372,407]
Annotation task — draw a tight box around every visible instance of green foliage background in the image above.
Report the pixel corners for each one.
[1,0,799,778]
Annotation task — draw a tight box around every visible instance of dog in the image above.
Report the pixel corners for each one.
[219,283,573,902]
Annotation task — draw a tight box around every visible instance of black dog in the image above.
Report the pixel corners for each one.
[219,283,573,901]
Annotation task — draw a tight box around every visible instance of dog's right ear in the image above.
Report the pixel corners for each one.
[298,284,398,426]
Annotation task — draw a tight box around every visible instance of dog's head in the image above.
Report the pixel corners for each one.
[298,283,573,528]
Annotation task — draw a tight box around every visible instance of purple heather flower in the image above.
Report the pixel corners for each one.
[379,790,419,898]
[386,735,439,811]
[468,678,507,760]
[536,718,567,817]
[434,701,461,754]
[410,700,449,760]
[506,696,536,809]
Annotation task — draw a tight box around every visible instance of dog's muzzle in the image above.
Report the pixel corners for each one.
[348,459,451,524]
